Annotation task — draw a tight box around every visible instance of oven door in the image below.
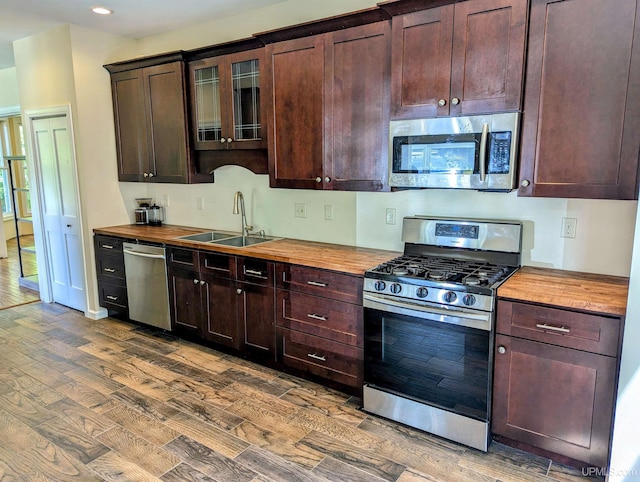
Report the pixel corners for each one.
[363,293,493,422]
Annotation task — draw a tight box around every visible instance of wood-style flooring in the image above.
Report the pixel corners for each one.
[0,236,39,310]
[0,302,601,481]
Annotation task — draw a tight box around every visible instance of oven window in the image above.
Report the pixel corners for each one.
[364,308,490,421]
[392,134,480,174]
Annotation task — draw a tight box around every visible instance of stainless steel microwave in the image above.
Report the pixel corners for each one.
[389,112,520,191]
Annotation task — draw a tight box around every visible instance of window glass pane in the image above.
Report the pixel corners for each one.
[232,59,261,141]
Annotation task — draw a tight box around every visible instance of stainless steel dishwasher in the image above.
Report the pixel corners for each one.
[122,242,171,331]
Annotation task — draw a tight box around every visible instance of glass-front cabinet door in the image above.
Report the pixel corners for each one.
[189,49,266,151]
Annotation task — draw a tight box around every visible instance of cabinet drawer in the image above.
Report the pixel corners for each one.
[276,289,362,347]
[96,254,126,283]
[497,300,621,357]
[239,258,275,286]
[277,327,363,388]
[277,264,363,304]
[200,251,237,279]
[95,235,124,254]
[98,281,128,309]
[168,247,199,270]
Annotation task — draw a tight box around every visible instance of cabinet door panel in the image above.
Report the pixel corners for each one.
[266,35,325,189]
[168,268,202,336]
[325,22,390,192]
[451,0,526,115]
[241,283,275,355]
[190,57,227,149]
[519,0,640,199]
[111,70,148,182]
[144,62,190,183]
[390,6,454,119]
[202,274,240,349]
[493,334,616,467]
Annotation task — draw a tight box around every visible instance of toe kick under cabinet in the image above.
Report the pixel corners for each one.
[275,264,364,394]
[492,299,623,468]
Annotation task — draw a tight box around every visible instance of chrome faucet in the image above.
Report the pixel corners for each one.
[233,191,254,236]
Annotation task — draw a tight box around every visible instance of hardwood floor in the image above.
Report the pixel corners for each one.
[0,236,39,310]
[0,302,601,481]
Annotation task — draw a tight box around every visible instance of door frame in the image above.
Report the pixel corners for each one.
[23,105,89,315]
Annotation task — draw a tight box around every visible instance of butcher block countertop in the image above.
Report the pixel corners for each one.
[93,224,400,276]
[498,266,629,317]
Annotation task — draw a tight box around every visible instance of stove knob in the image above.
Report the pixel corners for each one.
[443,291,457,303]
[390,283,402,294]
[463,294,476,306]
[416,287,429,298]
[374,280,386,291]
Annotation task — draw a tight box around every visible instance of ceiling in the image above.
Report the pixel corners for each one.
[0,0,287,70]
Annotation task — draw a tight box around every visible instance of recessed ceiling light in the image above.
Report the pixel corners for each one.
[91,6,113,15]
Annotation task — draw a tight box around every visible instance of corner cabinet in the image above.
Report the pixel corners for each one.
[264,21,391,191]
[384,0,527,119]
[518,0,640,199]
[492,300,622,468]
[105,55,209,183]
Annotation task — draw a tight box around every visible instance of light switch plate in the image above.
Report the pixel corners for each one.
[324,205,333,221]
[294,203,307,218]
[386,208,396,225]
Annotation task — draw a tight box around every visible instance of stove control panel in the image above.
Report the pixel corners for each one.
[364,278,493,312]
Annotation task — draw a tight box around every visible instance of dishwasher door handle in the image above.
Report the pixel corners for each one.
[123,248,166,260]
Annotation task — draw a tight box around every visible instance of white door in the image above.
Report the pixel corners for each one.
[31,115,86,311]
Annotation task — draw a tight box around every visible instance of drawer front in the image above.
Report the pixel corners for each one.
[277,264,363,304]
[168,247,199,270]
[96,254,126,283]
[276,289,362,347]
[200,251,237,279]
[497,300,621,357]
[277,327,363,388]
[95,235,124,255]
[98,281,128,309]
[239,258,275,287]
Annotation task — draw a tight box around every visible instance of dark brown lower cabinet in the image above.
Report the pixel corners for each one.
[493,300,622,468]
[240,281,276,361]
[201,272,241,350]
[167,266,202,338]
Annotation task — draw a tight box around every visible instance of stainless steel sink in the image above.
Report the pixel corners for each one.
[178,231,238,242]
[210,235,278,247]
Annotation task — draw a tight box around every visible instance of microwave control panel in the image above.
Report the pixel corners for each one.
[488,132,512,174]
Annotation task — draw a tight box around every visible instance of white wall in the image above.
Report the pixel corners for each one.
[0,67,19,112]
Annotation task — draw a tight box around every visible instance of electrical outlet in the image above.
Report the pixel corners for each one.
[294,203,307,218]
[163,194,170,207]
[197,197,204,210]
[386,208,396,225]
[561,217,577,238]
[324,205,334,221]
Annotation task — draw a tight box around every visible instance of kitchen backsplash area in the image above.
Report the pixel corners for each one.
[120,164,637,278]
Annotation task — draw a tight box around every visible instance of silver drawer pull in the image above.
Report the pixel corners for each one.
[307,353,326,362]
[536,323,570,334]
[103,268,116,273]
[106,295,118,301]
[245,269,265,277]
[102,244,114,249]
[307,281,327,287]
[307,313,327,321]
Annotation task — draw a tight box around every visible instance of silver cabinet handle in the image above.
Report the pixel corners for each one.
[245,269,265,277]
[103,268,116,273]
[479,123,489,182]
[307,313,327,321]
[227,138,233,143]
[193,279,199,284]
[221,138,226,143]
[438,99,446,107]
[451,97,460,106]
[236,288,243,295]
[307,353,326,362]
[307,281,327,287]
[149,173,155,178]
[536,323,570,334]
[106,295,118,301]
[521,179,531,187]
[101,244,114,249]
[324,177,331,183]
[200,280,205,285]
[143,172,149,177]
[315,177,322,183]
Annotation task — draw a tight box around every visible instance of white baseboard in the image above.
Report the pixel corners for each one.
[85,307,108,320]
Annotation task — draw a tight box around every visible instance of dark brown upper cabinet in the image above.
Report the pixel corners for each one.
[518,0,640,200]
[388,0,527,119]
[189,49,267,151]
[264,21,391,191]
[106,57,197,183]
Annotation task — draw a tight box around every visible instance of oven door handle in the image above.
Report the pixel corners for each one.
[479,123,489,182]
[363,294,491,331]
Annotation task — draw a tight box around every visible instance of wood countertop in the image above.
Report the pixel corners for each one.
[498,266,629,317]
[93,224,400,276]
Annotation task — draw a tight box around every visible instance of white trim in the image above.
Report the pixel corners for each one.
[0,106,20,117]
[24,105,90,317]
[86,307,108,320]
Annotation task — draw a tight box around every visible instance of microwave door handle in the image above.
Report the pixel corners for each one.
[479,123,489,182]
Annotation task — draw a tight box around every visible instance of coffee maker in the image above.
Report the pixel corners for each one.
[148,203,165,226]
[134,198,152,225]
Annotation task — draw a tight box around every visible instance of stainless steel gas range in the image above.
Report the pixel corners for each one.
[362,216,522,451]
